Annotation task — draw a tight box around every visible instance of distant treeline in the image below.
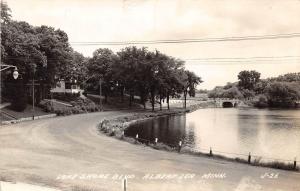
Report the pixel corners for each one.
[208,71,300,108]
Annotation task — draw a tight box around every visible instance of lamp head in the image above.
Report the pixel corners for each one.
[13,68,19,79]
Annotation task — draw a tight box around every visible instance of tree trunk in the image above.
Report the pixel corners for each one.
[141,92,146,109]
[120,86,124,102]
[129,90,132,107]
[184,91,187,109]
[167,92,170,110]
[151,90,155,111]
[104,93,108,103]
[159,94,162,111]
[131,94,134,104]
[139,89,147,110]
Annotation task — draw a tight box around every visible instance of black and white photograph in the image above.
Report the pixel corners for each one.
[0,0,300,190]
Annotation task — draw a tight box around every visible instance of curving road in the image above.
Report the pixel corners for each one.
[0,111,299,191]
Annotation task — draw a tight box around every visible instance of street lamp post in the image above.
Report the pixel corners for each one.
[0,65,19,79]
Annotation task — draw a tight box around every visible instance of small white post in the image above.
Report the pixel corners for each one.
[123,178,127,191]
[155,138,158,144]
[135,134,139,143]
[121,130,125,139]
[178,141,182,152]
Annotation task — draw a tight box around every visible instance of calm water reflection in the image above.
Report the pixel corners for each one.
[125,108,300,160]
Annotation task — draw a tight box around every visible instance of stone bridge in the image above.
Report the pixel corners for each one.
[214,99,240,108]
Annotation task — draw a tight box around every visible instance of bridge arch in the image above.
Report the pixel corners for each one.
[222,101,234,108]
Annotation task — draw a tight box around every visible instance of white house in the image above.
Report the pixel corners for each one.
[51,80,81,94]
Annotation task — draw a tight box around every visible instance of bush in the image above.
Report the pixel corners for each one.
[55,108,63,116]
[71,107,80,114]
[64,108,73,115]
[46,104,54,112]
[253,95,268,108]
[52,92,80,102]
[41,96,98,116]
[266,82,300,107]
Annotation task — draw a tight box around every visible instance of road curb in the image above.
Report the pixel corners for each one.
[1,114,57,126]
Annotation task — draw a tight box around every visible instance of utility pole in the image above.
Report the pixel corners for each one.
[99,77,102,111]
[32,66,36,120]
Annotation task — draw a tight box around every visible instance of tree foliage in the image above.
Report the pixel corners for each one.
[238,70,261,90]
[1,3,203,111]
[86,48,117,103]
[86,46,202,110]
[209,71,300,108]
[0,3,80,110]
[266,82,300,107]
[0,1,11,25]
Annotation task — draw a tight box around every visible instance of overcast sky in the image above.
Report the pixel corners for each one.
[6,0,300,89]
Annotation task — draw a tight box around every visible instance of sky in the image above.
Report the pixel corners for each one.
[5,0,300,89]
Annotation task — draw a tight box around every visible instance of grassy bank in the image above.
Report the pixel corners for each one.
[98,102,299,172]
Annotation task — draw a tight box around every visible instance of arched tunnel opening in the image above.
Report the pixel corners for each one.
[222,102,234,108]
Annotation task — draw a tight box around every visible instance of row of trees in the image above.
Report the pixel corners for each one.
[208,70,300,107]
[1,2,202,111]
[86,47,202,111]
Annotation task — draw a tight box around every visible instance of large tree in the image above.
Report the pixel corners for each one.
[115,46,150,108]
[266,82,300,107]
[1,3,74,108]
[87,48,117,103]
[238,70,261,91]
[63,51,88,84]
[182,70,203,108]
[114,46,199,111]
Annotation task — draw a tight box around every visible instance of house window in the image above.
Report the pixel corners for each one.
[71,85,77,89]
[65,83,71,89]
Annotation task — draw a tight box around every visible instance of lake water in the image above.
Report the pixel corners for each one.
[125,108,300,161]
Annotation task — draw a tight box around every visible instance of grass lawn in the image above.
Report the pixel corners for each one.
[1,104,49,120]
[0,114,13,121]
[86,94,143,110]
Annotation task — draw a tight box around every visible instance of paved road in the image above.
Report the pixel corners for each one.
[0,111,299,191]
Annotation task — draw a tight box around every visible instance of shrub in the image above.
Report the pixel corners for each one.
[46,104,55,112]
[71,107,80,114]
[55,109,63,116]
[64,108,72,115]
[253,95,268,108]
[52,92,80,102]
[109,130,115,136]
[266,82,300,107]
[42,97,98,116]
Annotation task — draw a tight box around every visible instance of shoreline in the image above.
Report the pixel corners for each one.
[98,101,299,172]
